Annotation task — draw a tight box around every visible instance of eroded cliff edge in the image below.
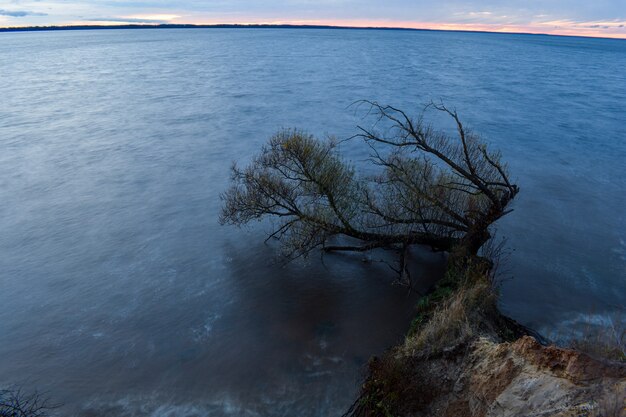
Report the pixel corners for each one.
[346,258,625,417]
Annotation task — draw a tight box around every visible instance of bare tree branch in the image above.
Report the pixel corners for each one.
[220,103,519,282]
[0,387,58,417]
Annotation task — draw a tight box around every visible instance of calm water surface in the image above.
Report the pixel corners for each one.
[0,29,625,416]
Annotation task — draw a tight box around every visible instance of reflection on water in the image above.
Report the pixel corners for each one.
[0,28,624,415]
[73,245,443,416]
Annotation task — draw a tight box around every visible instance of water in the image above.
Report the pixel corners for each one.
[0,28,625,415]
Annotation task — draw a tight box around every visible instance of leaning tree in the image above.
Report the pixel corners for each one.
[220,101,518,284]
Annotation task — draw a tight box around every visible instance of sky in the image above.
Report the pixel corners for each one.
[1,0,625,38]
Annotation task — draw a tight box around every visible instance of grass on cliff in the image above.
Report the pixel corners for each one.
[402,277,493,357]
[402,254,501,358]
[570,318,626,363]
[346,257,504,417]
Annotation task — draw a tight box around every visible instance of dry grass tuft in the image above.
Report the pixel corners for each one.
[570,315,625,363]
[402,279,494,357]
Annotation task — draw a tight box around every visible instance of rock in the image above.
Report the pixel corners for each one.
[349,322,624,417]
[479,337,625,417]
[435,336,625,417]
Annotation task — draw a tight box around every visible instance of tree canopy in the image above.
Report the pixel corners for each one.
[220,101,518,283]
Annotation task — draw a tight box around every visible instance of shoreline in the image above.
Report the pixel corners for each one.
[344,257,626,416]
[1,23,625,41]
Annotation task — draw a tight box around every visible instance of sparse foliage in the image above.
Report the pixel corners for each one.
[220,101,519,284]
[0,388,54,417]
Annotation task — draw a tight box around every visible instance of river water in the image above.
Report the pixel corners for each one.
[0,28,625,416]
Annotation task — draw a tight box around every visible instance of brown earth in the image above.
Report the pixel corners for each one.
[346,270,625,417]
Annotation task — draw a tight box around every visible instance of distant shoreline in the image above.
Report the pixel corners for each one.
[0,23,623,41]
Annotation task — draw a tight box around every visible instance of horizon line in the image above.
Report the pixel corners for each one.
[1,23,625,41]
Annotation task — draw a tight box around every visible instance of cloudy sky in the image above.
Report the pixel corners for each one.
[1,0,625,38]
